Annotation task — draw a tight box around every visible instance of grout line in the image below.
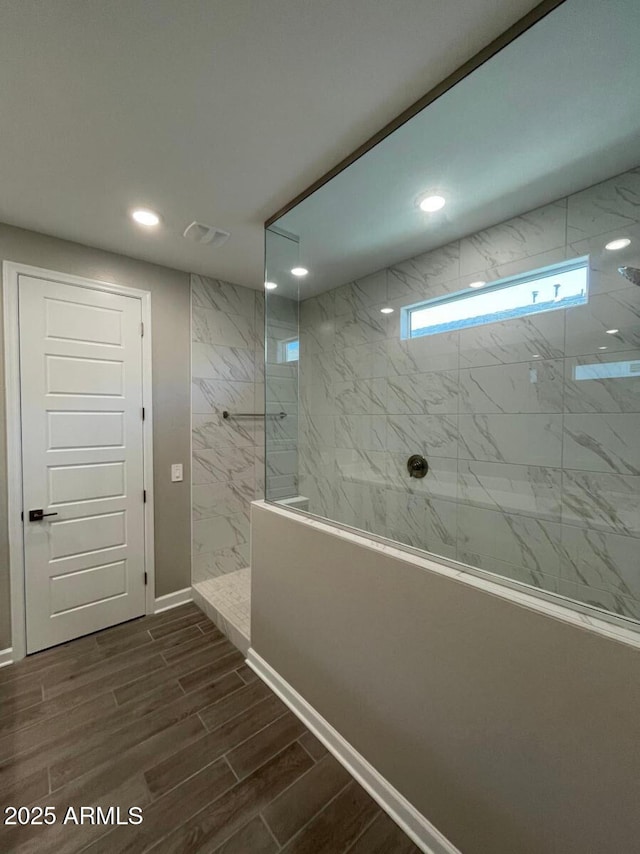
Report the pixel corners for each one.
[342,810,382,854]
[272,776,354,850]
[198,685,266,734]
[296,736,319,764]
[223,754,240,783]
[259,812,283,851]
[219,711,291,776]
[159,634,229,667]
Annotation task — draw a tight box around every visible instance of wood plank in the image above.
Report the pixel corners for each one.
[344,811,422,853]
[0,687,116,742]
[0,686,43,720]
[145,694,288,798]
[279,781,379,854]
[81,759,236,854]
[164,637,237,674]
[198,619,219,635]
[0,767,49,809]
[42,641,170,697]
[42,653,167,705]
[225,712,306,780]
[236,664,258,684]
[0,693,118,761]
[149,611,211,640]
[95,622,202,658]
[178,651,246,694]
[145,743,314,854]
[0,634,99,684]
[197,680,272,731]
[113,644,240,705]
[161,632,226,664]
[2,773,152,854]
[49,673,244,790]
[0,674,46,703]
[262,754,351,845]
[212,816,278,854]
[93,603,201,646]
[298,730,328,762]
[0,608,420,854]
[0,717,205,854]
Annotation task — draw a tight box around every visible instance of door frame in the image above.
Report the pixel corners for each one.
[3,262,155,660]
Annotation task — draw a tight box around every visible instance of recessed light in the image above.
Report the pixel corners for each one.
[419,194,446,213]
[131,208,160,227]
[264,282,278,290]
[469,280,486,289]
[605,328,619,335]
[380,307,394,314]
[598,346,608,350]
[291,267,308,277]
[605,238,630,251]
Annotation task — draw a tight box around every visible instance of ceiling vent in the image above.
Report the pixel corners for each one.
[183,221,230,247]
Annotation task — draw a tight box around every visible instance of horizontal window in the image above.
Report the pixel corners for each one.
[277,338,299,363]
[402,257,589,339]
[575,359,640,381]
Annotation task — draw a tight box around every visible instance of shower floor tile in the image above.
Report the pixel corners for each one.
[193,568,251,655]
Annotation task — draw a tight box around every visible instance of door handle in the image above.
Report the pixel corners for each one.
[28,509,59,522]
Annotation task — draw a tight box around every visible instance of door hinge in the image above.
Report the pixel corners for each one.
[142,407,145,421]
[144,572,148,586]
[141,322,144,337]
[143,489,147,503]
[21,511,24,522]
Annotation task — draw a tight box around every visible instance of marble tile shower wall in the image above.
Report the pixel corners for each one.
[297,166,640,621]
[191,275,265,582]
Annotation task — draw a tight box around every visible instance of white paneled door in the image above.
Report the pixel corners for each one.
[19,275,147,653]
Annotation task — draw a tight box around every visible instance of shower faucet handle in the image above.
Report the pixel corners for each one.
[407,455,429,478]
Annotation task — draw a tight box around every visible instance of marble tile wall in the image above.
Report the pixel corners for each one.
[191,275,265,582]
[294,166,640,622]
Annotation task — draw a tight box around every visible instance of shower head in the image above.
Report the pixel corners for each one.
[618,266,640,286]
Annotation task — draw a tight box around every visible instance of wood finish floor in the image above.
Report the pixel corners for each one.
[0,603,420,853]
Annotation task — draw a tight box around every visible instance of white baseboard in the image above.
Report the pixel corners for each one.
[246,649,460,854]
[154,587,192,614]
[0,648,14,668]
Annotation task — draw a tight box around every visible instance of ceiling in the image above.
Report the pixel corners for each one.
[271,0,640,296]
[0,0,543,289]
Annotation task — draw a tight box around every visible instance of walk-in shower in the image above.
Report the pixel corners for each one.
[264,0,640,631]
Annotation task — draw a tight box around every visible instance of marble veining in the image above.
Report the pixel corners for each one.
[561,470,640,537]
[289,165,640,626]
[459,201,567,276]
[458,413,563,467]
[191,275,263,582]
[387,371,458,415]
[567,168,640,242]
[458,360,563,414]
[563,414,640,475]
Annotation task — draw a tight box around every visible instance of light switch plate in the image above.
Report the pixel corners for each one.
[171,463,183,483]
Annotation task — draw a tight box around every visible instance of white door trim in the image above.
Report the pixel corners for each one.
[3,261,155,660]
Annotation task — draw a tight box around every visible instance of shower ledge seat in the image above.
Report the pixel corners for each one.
[192,567,251,656]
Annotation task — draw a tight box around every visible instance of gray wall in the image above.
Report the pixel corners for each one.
[252,501,640,854]
[0,223,192,648]
[297,166,640,622]
[191,275,264,582]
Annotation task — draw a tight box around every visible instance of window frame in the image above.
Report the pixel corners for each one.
[400,255,590,340]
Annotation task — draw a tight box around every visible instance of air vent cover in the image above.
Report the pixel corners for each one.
[183,221,230,247]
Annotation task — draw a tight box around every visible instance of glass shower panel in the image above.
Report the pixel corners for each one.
[264,227,300,503]
[264,0,640,629]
